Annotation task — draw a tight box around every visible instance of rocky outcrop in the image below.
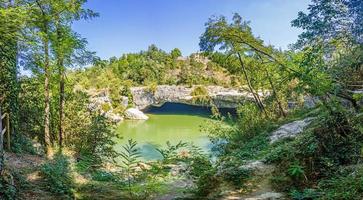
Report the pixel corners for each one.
[87,89,123,123]
[269,117,315,143]
[130,85,258,110]
[124,108,149,120]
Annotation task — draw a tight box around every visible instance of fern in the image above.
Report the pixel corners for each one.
[156,141,188,161]
[119,139,141,197]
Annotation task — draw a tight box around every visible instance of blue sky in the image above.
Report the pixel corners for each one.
[72,0,311,60]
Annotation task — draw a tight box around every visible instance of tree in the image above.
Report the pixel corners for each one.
[292,0,363,47]
[0,1,24,146]
[171,48,182,59]
[291,0,362,109]
[50,0,97,148]
[200,14,288,117]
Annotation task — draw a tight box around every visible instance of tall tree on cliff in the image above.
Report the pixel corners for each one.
[199,14,289,117]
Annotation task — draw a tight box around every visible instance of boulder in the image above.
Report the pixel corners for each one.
[120,96,129,108]
[269,117,315,143]
[104,112,123,123]
[124,108,149,120]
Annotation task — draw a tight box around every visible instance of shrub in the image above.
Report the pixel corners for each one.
[64,92,118,164]
[101,103,112,112]
[40,153,74,197]
[317,166,363,200]
[155,141,188,162]
[267,100,363,193]
[145,82,158,94]
[235,102,270,140]
[0,170,16,200]
[191,86,210,105]
[189,157,221,197]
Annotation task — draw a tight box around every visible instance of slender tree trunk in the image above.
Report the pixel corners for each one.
[265,69,286,117]
[58,62,65,147]
[56,18,65,148]
[237,52,267,115]
[36,0,52,157]
[43,36,51,156]
[0,105,3,173]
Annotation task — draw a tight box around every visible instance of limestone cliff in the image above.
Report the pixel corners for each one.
[130,85,258,110]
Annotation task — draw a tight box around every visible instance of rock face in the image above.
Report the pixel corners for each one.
[87,90,123,123]
[130,85,257,110]
[124,108,149,120]
[269,117,315,143]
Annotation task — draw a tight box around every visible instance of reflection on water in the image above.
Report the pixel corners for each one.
[114,103,221,161]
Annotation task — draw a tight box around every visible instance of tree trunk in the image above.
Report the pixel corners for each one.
[0,105,3,173]
[56,16,65,148]
[265,69,286,117]
[58,61,65,147]
[43,36,51,156]
[237,52,267,115]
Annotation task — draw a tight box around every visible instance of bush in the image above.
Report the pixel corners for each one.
[101,103,111,112]
[267,101,363,193]
[64,92,118,164]
[145,82,158,94]
[317,166,363,200]
[0,170,16,200]
[189,157,221,197]
[191,86,210,105]
[40,153,74,197]
[235,103,270,140]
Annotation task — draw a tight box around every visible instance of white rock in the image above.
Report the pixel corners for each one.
[270,117,315,143]
[104,112,123,123]
[239,160,266,171]
[121,96,129,108]
[124,108,149,120]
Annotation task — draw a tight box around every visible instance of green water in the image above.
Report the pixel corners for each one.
[114,114,212,161]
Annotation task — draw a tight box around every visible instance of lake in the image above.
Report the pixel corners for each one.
[113,103,219,161]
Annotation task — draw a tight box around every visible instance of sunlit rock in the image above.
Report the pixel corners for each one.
[269,117,315,143]
[124,108,149,120]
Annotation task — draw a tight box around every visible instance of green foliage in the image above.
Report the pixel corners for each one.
[101,103,111,112]
[72,44,232,92]
[317,166,363,200]
[290,189,320,200]
[40,153,74,197]
[291,0,363,47]
[235,103,270,139]
[287,163,305,179]
[0,171,17,200]
[145,82,158,94]
[219,158,252,187]
[119,139,141,197]
[267,101,363,193]
[18,77,44,144]
[189,156,220,197]
[64,91,118,164]
[156,141,188,161]
[170,48,182,59]
[191,86,211,105]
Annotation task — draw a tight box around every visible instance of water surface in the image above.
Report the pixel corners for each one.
[114,103,214,161]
